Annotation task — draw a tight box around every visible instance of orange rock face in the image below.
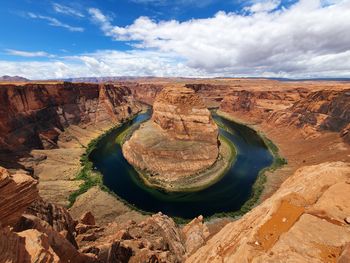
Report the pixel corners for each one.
[0,167,39,226]
[187,162,350,263]
[152,87,218,143]
[0,82,139,153]
[122,87,219,181]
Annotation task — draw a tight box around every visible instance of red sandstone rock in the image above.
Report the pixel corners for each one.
[80,211,96,226]
[0,82,140,154]
[0,167,39,226]
[123,87,219,181]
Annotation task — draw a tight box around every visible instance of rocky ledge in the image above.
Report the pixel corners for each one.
[122,87,224,191]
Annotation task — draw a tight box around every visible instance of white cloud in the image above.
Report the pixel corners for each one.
[28,12,84,32]
[3,0,350,79]
[0,50,204,79]
[88,8,113,35]
[52,3,84,18]
[5,49,55,58]
[87,0,350,77]
[130,0,213,7]
[244,0,281,13]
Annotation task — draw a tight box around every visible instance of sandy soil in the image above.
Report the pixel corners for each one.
[27,120,150,226]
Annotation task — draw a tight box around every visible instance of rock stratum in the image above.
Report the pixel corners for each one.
[0,166,210,262]
[0,82,139,155]
[188,162,350,263]
[122,87,221,189]
[0,79,349,262]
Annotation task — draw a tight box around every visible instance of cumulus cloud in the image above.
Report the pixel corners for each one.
[52,3,85,18]
[0,50,203,79]
[5,49,55,58]
[3,0,350,79]
[28,12,84,32]
[244,0,281,13]
[88,0,350,77]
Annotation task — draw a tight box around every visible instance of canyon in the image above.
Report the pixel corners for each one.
[122,87,224,191]
[0,78,350,262]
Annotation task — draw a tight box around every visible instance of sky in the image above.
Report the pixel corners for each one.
[0,0,350,79]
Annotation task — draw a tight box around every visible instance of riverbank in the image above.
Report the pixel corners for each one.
[216,109,350,201]
[26,106,150,226]
[130,134,236,192]
[80,110,277,220]
[215,110,287,198]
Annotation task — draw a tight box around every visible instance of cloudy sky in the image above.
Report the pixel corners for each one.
[0,0,349,79]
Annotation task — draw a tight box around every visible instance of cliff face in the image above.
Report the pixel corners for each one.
[188,162,350,263]
[128,83,164,105]
[219,89,308,119]
[268,89,350,140]
[0,167,39,226]
[219,89,350,143]
[152,87,218,143]
[123,87,219,182]
[0,82,139,153]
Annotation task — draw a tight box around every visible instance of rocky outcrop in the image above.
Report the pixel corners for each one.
[0,165,213,263]
[128,83,164,105]
[267,89,350,142]
[0,166,95,262]
[152,87,218,143]
[122,87,219,184]
[182,215,210,257]
[25,199,79,248]
[0,167,39,226]
[76,212,187,263]
[219,89,308,123]
[0,82,139,154]
[187,162,350,262]
[219,88,350,143]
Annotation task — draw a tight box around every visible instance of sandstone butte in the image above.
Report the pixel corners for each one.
[122,86,221,189]
[0,79,350,262]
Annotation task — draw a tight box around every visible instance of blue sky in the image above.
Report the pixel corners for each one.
[0,0,349,79]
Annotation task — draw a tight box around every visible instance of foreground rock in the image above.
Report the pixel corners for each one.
[0,167,95,262]
[0,167,38,226]
[123,87,220,190]
[187,162,350,262]
[0,166,213,262]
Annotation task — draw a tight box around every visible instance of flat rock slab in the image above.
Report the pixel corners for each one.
[69,186,148,226]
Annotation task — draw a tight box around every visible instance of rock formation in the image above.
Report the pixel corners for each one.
[0,166,212,262]
[268,89,350,137]
[0,82,140,154]
[122,86,219,184]
[1,79,350,262]
[0,167,39,226]
[188,162,350,262]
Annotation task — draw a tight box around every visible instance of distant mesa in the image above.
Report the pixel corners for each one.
[0,75,30,82]
[122,86,222,190]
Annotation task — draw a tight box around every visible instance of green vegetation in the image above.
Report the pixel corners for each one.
[69,109,286,225]
[67,112,144,208]
[207,112,287,221]
[68,126,118,207]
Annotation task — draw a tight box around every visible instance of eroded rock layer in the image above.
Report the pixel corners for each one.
[123,87,219,181]
[188,162,350,263]
[0,82,139,154]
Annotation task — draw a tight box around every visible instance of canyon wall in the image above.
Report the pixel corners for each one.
[0,82,140,154]
[219,88,350,143]
[188,162,350,263]
[127,83,164,105]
